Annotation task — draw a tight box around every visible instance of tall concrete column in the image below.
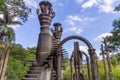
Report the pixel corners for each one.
[51,23,63,80]
[36,1,55,64]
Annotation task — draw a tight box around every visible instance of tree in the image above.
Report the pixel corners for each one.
[0,1,31,79]
[114,4,120,11]
[0,0,31,44]
[6,44,36,80]
[111,53,120,65]
[0,0,31,24]
[106,5,120,51]
[6,56,29,80]
[0,27,15,43]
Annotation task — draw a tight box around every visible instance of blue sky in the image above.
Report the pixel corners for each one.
[12,0,120,55]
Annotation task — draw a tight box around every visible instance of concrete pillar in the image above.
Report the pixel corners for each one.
[39,68,51,80]
[36,1,55,64]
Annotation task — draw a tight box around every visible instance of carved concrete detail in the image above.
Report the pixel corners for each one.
[36,1,55,65]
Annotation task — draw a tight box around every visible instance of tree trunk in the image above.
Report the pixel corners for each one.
[106,52,114,80]
[102,53,108,80]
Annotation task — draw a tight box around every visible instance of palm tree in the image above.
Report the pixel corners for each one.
[0,13,18,44]
[0,2,21,44]
[0,27,15,43]
[103,38,114,80]
[0,0,31,44]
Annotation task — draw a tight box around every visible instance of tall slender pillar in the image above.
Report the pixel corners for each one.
[100,44,108,80]
[36,1,55,64]
[89,49,99,80]
[74,42,84,80]
[103,39,114,80]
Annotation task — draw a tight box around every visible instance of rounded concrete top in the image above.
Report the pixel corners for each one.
[39,1,52,7]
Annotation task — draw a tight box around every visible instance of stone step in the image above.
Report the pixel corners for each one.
[21,78,37,80]
[52,70,56,73]
[47,56,53,59]
[32,62,39,66]
[52,74,57,77]
[27,60,36,63]
[44,60,49,63]
[29,67,41,70]
[25,60,37,66]
[25,74,38,78]
[27,70,41,74]
[52,77,57,80]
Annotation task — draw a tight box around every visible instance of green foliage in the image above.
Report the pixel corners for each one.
[0,0,31,24]
[106,18,120,51]
[63,59,120,80]
[114,4,120,11]
[0,27,15,44]
[63,66,71,80]
[111,53,120,65]
[112,65,120,80]
[0,0,31,44]
[6,56,29,80]
[5,45,120,80]
[106,5,120,51]
[6,43,36,80]
[98,61,106,80]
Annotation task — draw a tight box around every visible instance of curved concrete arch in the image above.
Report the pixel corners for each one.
[80,51,91,80]
[57,35,99,80]
[69,51,91,80]
[58,35,94,50]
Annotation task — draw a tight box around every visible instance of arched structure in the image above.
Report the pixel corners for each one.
[69,42,90,80]
[57,35,99,80]
[21,1,100,80]
[81,51,91,80]
[58,35,93,49]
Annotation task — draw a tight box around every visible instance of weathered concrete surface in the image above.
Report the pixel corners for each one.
[38,68,51,80]
[36,1,55,65]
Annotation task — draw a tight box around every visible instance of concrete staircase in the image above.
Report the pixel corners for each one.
[51,70,57,80]
[21,55,55,80]
[21,61,42,80]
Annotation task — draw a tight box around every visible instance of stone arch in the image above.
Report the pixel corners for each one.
[56,35,99,80]
[81,51,91,80]
[58,35,94,50]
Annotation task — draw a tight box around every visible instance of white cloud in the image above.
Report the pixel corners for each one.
[79,46,88,53]
[0,14,4,19]
[0,15,20,30]
[79,46,101,59]
[50,0,57,3]
[98,0,115,13]
[65,15,81,26]
[8,25,21,30]
[95,49,101,59]
[99,5,114,13]
[69,27,83,34]
[23,0,37,8]
[64,14,97,34]
[12,17,19,21]
[65,15,96,26]
[82,0,116,13]
[75,0,84,4]
[94,32,112,42]
[95,49,101,54]
[82,0,98,8]
[28,43,37,48]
